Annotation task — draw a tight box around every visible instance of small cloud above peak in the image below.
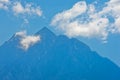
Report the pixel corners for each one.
[15,30,26,37]
[16,30,40,50]
[20,35,40,50]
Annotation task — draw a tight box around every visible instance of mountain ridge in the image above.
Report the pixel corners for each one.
[0,27,120,80]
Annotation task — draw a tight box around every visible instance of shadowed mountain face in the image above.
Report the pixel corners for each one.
[0,27,120,80]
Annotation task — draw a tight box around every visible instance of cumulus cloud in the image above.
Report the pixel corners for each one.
[16,31,40,50]
[0,0,10,10]
[12,2,42,16]
[0,0,42,17]
[51,0,120,42]
[0,0,42,28]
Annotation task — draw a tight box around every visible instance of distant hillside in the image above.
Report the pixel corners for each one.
[0,27,120,80]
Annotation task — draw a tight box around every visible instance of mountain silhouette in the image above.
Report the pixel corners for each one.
[0,27,120,80]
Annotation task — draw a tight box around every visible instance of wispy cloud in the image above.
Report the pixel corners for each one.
[0,0,10,10]
[12,2,42,16]
[0,0,43,29]
[51,0,120,42]
[16,31,40,50]
[0,0,42,17]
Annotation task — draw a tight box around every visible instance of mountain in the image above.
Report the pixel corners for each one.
[0,27,120,80]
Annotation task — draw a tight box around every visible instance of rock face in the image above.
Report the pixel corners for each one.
[0,27,120,80]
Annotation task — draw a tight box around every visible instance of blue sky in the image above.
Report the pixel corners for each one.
[0,0,120,66]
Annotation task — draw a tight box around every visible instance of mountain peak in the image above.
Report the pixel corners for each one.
[0,27,120,80]
[36,27,51,33]
[36,27,55,36]
[40,27,50,32]
[35,27,56,41]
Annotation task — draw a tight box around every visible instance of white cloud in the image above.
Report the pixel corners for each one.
[115,17,120,32]
[0,0,9,2]
[51,0,120,42]
[51,1,87,25]
[0,0,9,10]
[16,31,40,50]
[0,0,42,17]
[0,1,42,28]
[12,2,42,16]
[15,30,26,37]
